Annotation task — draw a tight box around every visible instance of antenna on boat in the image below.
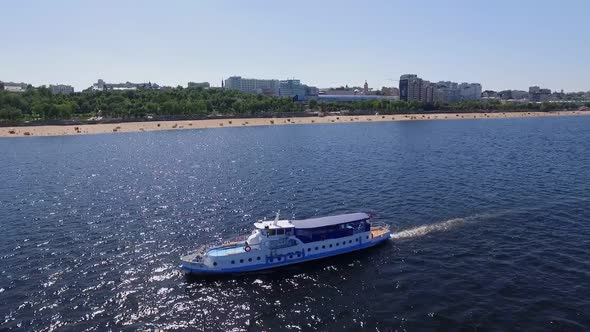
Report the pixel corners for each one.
[273,210,280,226]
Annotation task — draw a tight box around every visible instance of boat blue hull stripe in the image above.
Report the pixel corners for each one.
[180,235,390,274]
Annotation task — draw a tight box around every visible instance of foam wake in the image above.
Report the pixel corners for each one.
[390,212,501,240]
[391,218,465,239]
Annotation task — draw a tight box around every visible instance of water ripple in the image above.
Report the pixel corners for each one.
[1,118,590,330]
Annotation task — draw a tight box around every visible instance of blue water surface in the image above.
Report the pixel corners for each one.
[1,117,589,331]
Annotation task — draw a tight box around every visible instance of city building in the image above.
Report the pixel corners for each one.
[481,90,501,101]
[91,79,160,91]
[434,81,460,103]
[279,79,306,100]
[529,86,552,102]
[224,76,280,95]
[363,81,369,94]
[1,82,28,93]
[318,94,398,102]
[421,80,435,103]
[482,90,497,98]
[399,75,436,102]
[50,84,74,95]
[305,85,319,98]
[187,82,210,88]
[381,87,399,97]
[459,83,482,101]
[319,89,357,96]
[401,75,482,103]
[399,74,419,101]
[511,90,529,100]
[496,90,528,101]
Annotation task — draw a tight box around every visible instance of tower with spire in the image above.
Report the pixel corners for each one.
[363,80,369,94]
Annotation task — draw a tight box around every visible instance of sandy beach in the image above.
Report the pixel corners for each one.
[1,110,589,137]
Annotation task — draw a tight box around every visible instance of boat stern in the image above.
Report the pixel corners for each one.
[370,222,391,242]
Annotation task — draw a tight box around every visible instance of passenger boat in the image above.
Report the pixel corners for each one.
[180,212,391,275]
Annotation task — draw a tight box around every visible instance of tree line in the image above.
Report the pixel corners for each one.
[312,98,588,114]
[1,86,588,122]
[0,87,304,122]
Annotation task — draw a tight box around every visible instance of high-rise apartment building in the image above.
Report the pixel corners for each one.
[459,83,482,101]
[399,74,418,101]
[402,75,482,103]
[399,74,436,102]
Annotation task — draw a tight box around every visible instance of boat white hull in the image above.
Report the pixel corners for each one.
[180,231,390,275]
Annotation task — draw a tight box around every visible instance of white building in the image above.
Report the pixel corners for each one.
[1,82,28,93]
[224,76,280,95]
[50,84,74,95]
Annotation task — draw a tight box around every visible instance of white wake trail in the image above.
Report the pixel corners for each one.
[390,212,502,240]
[391,217,466,239]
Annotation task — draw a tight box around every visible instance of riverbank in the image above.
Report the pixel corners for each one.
[1,110,589,137]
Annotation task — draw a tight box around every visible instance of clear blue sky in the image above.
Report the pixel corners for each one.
[2,0,589,92]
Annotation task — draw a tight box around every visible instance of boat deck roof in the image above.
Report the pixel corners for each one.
[291,212,369,229]
[254,212,370,230]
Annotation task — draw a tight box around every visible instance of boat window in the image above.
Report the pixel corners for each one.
[336,242,339,246]
[289,255,293,259]
[213,262,217,266]
[349,240,352,244]
[322,245,325,249]
[231,260,235,264]
[343,241,346,245]
[277,257,281,261]
[297,253,301,257]
[277,229,284,235]
[268,229,276,236]
[308,248,311,252]
[315,247,319,250]
[329,244,332,248]
[356,238,359,242]
[269,258,273,262]
[248,258,252,262]
[257,257,261,260]
[240,259,244,263]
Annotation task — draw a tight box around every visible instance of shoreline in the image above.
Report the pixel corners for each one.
[1,110,589,138]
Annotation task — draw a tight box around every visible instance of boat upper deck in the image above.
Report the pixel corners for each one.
[254,212,370,230]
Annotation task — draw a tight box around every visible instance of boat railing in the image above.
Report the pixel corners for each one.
[370,221,389,229]
[223,234,250,244]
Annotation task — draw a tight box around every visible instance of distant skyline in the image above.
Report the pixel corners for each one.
[2,0,589,92]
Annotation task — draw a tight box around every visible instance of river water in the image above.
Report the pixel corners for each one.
[1,117,589,331]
